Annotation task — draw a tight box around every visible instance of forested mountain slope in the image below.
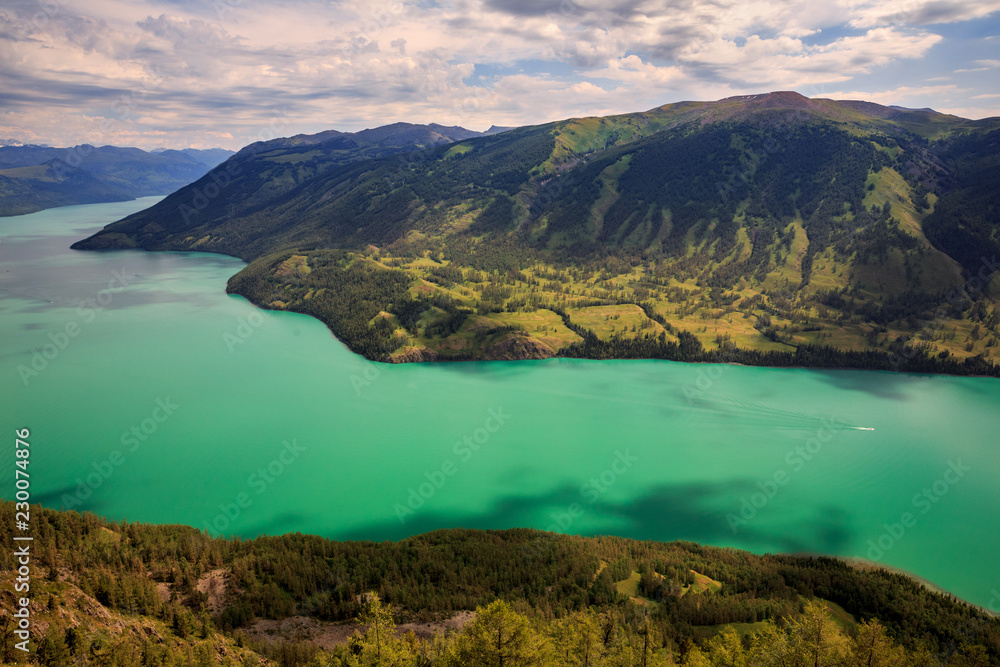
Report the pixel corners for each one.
[73,93,1000,372]
[0,159,133,216]
[0,144,235,216]
[2,502,998,666]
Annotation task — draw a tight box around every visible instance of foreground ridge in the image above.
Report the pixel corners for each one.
[1,502,998,665]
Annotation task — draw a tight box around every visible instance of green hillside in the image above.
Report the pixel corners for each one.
[0,145,236,216]
[0,159,133,216]
[2,502,998,666]
[73,93,1000,373]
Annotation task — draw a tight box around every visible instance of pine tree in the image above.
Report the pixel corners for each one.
[746,621,791,666]
[456,600,542,667]
[355,591,411,666]
[705,626,747,667]
[682,646,713,667]
[850,619,906,667]
[35,625,71,666]
[551,610,602,667]
[786,602,850,667]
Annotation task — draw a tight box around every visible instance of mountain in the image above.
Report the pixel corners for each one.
[0,158,133,216]
[235,122,492,157]
[67,122,520,254]
[0,144,235,216]
[3,501,998,665]
[73,93,1000,372]
[484,124,516,135]
[151,147,235,168]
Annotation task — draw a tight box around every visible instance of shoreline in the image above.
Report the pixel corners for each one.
[790,552,999,618]
[63,205,999,380]
[233,288,1000,380]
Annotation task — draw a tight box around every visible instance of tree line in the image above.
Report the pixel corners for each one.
[2,503,998,666]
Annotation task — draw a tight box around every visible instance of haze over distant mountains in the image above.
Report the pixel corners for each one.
[0,126,521,218]
[0,144,235,216]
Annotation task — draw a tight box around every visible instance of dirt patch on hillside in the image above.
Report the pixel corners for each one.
[246,611,475,651]
[197,569,228,614]
[155,582,172,603]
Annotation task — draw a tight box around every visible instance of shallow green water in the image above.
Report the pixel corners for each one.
[2,199,999,610]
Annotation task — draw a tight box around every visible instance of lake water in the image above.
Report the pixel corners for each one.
[2,198,999,610]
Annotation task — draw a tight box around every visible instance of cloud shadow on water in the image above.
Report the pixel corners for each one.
[326,479,855,557]
[810,369,920,401]
[237,511,311,538]
[33,484,111,516]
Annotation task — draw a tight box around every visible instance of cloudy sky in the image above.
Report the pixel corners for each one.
[1,0,998,149]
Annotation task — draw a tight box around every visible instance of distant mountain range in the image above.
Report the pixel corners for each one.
[0,138,40,147]
[234,121,512,157]
[73,93,1000,373]
[149,147,236,167]
[0,144,235,216]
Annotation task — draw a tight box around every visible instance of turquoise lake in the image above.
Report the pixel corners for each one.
[2,198,999,610]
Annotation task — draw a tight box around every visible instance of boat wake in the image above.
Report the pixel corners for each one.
[688,392,877,433]
[691,392,848,429]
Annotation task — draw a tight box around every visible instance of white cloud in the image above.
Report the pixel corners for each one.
[847,0,1000,28]
[934,105,1000,119]
[677,27,940,89]
[0,0,995,148]
[825,83,965,107]
[583,55,684,85]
